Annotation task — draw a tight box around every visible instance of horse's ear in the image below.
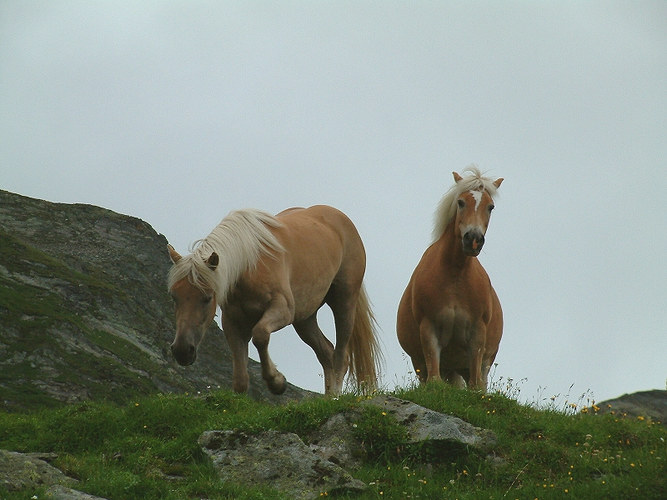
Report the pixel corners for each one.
[493,177,504,189]
[453,172,463,183]
[168,244,182,263]
[206,252,219,271]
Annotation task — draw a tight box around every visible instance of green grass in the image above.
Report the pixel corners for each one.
[0,383,664,499]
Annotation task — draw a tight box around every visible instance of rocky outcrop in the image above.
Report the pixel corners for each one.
[0,450,106,499]
[0,190,312,410]
[596,389,666,425]
[364,394,497,449]
[200,430,367,499]
[0,450,76,492]
[200,396,497,498]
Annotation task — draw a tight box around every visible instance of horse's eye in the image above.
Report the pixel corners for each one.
[457,199,465,209]
[202,296,213,305]
[488,204,495,212]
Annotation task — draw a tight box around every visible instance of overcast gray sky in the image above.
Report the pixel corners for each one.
[2,1,665,406]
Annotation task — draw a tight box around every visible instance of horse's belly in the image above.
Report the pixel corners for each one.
[291,282,332,321]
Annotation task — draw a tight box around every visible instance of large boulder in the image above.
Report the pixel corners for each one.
[199,429,367,499]
[199,396,497,498]
[364,394,497,450]
[0,450,69,491]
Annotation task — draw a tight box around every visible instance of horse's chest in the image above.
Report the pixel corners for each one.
[434,307,475,345]
[224,280,274,324]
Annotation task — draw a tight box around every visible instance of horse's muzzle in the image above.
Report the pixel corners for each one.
[171,341,197,366]
[462,231,484,256]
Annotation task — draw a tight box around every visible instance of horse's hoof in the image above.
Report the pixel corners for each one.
[268,374,287,395]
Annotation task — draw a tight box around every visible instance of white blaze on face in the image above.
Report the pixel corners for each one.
[470,190,483,211]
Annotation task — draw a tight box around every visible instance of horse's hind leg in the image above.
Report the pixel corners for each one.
[251,295,292,395]
[294,314,335,394]
[328,291,357,396]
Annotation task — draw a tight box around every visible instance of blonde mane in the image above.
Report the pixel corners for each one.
[167,209,284,304]
[432,165,500,241]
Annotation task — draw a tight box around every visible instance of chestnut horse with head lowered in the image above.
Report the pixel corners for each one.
[167,205,381,396]
[397,167,503,390]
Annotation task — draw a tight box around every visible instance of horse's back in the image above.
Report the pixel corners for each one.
[261,206,366,318]
[276,205,361,238]
[275,205,366,266]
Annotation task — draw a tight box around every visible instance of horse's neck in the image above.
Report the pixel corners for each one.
[436,221,471,270]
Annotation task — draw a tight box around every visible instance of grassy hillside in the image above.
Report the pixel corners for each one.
[1,382,664,499]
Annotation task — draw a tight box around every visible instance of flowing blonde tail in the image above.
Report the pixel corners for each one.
[347,284,383,393]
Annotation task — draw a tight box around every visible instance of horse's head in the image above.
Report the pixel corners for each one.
[167,245,218,366]
[452,171,503,257]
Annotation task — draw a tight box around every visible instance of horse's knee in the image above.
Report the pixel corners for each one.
[251,328,269,351]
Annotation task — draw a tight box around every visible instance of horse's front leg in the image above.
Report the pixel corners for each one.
[222,322,250,393]
[419,319,442,383]
[467,323,487,391]
[252,295,292,395]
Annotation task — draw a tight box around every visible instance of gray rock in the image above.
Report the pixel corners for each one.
[199,429,367,499]
[308,412,364,470]
[45,484,108,500]
[199,396,499,498]
[0,450,77,492]
[364,395,497,450]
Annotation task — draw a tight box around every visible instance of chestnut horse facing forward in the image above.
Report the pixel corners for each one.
[167,205,381,396]
[397,167,503,390]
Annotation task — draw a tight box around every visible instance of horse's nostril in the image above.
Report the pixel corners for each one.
[464,231,484,245]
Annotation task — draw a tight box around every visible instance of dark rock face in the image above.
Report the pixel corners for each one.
[596,390,667,425]
[0,190,311,410]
